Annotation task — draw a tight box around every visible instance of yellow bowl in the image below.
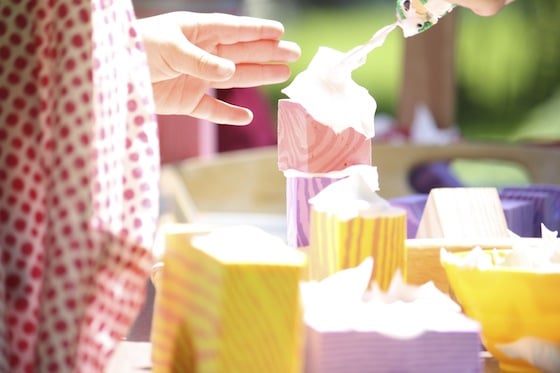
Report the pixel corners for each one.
[441,249,560,373]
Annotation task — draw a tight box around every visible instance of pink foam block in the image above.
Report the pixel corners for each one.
[286,175,339,248]
[277,99,371,173]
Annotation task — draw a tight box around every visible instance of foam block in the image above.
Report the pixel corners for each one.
[308,208,406,291]
[389,194,428,238]
[520,184,560,232]
[277,99,371,173]
[151,226,305,373]
[499,188,554,237]
[416,188,510,239]
[500,198,535,237]
[286,175,338,248]
[305,321,482,373]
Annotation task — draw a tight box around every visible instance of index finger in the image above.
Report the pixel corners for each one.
[179,12,286,45]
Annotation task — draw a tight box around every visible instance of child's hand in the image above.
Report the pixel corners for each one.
[137,12,301,125]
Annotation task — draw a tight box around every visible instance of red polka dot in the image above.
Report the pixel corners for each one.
[64,101,76,114]
[5,154,19,167]
[48,362,59,373]
[22,242,33,255]
[5,234,16,246]
[14,218,26,231]
[23,321,36,335]
[0,45,10,59]
[57,4,68,18]
[79,8,88,22]
[123,189,134,200]
[9,354,20,369]
[13,96,26,109]
[6,274,21,288]
[11,137,23,149]
[0,209,8,223]
[17,339,29,351]
[14,298,29,311]
[71,34,84,47]
[12,178,25,191]
[0,87,8,100]
[30,266,42,279]
[133,115,144,126]
[24,82,37,95]
[10,33,22,45]
[8,72,21,85]
[6,113,19,126]
[34,211,44,224]
[15,14,27,28]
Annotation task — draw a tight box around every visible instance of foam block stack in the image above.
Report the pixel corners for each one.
[278,99,372,247]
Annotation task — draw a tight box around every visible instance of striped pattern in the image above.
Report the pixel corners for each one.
[151,230,305,373]
[286,175,338,247]
[277,99,372,173]
[499,188,554,237]
[527,184,560,232]
[500,199,535,237]
[501,185,560,235]
[305,326,482,373]
[308,208,407,291]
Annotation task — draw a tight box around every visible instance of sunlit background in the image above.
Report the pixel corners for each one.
[254,0,560,144]
[132,0,560,193]
[134,0,560,144]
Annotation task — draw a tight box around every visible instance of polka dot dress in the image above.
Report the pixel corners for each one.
[0,0,159,371]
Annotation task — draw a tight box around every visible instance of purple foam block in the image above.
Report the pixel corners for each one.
[305,323,481,373]
[500,188,554,237]
[389,194,429,238]
[526,184,560,232]
[286,175,338,247]
[500,198,535,237]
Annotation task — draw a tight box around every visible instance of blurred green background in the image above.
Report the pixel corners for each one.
[263,0,560,144]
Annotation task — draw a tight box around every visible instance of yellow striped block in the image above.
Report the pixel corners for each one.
[308,208,407,291]
[151,224,306,373]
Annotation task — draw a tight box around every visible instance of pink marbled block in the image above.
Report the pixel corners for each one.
[277,99,371,173]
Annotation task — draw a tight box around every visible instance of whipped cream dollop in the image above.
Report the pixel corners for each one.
[301,257,478,337]
[281,46,377,138]
[308,166,404,221]
[441,224,560,272]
